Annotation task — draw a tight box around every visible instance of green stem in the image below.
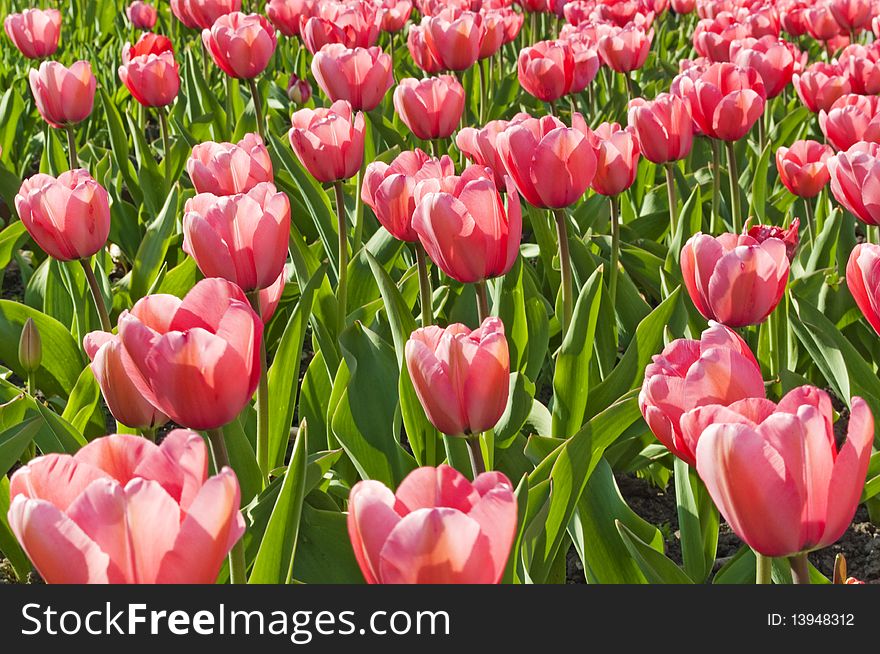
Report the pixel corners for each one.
[478,57,486,124]
[725,140,742,233]
[710,139,721,233]
[665,162,677,239]
[553,209,574,336]
[415,243,433,327]
[756,552,772,584]
[353,167,364,252]
[65,125,78,169]
[608,194,620,311]
[804,198,816,249]
[159,108,171,184]
[789,553,811,584]
[207,427,247,585]
[767,307,780,390]
[475,279,490,324]
[80,258,112,332]
[466,434,486,477]
[333,181,349,335]
[142,427,157,443]
[757,112,766,152]
[623,73,634,104]
[247,291,270,488]
[247,77,265,140]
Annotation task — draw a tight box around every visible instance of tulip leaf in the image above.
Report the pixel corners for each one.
[59,365,102,438]
[99,88,141,204]
[674,456,719,584]
[366,250,417,364]
[0,417,41,479]
[130,186,180,301]
[291,503,365,584]
[749,141,772,222]
[0,221,28,271]
[616,520,694,584]
[223,413,263,507]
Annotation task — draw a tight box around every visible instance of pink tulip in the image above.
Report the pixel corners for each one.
[587,122,641,196]
[119,35,180,108]
[288,73,313,105]
[775,139,833,198]
[457,116,524,187]
[746,218,800,261]
[422,8,483,71]
[187,133,274,196]
[681,231,790,327]
[182,183,291,292]
[496,113,596,209]
[405,317,510,436]
[362,149,455,242]
[377,0,413,32]
[729,35,795,98]
[127,2,158,30]
[847,242,880,334]
[266,0,316,37]
[4,8,61,59]
[83,332,169,431]
[347,465,517,584]
[517,39,599,102]
[117,278,263,430]
[671,0,696,13]
[289,100,365,183]
[819,93,880,151]
[693,13,749,62]
[806,3,847,42]
[29,60,96,129]
[8,431,245,583]
[827,141,880,225]
[300,1,381,53]
[478,8,506,59]
[311,44,393,112]
[690,386,873,557]
[780,0,809,35]
[627,93,694,163]
[829,0,872,31]
[639,321,765,466]
[598,24,653,72]
[498,5,524,42]
[15,170,110,262]
[411,165,522,284]
[839,43,880,95]
[678,61,766,141]
[259,269,287,324]
[407,23,444,73]
[793,61,852,113]
[202,12,277,79]
[393,75,464,140]
[171,0,241,30]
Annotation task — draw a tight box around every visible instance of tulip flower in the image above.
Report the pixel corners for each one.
[597,24,653,76]
[83,332,169,432]
[300,1,381,53]
[407,23,444,73]
[117,278,263,431]
[690,387,873,575]
[187,133,274,196]
[846,242,880,335]
[29,60,96,166]
[347,465,517,583]
[829,0,871,33]
[792,61,851,114]
[259,269,286,324]
[828,141,880,226]
[4,8,61,59]
[693,13,749,62]
[627,94,694,164]
[671,0,696,13]
[820,94,880,152]
[457,116,525,188]
[266,0,316,36]
[776,140,833,199]
[780,0,809,36]
[421,9,482,71]
[119,35,180,109]
[729,36,795,99]
[378,0,413,32]
[639,321,766,467]
[7,431,246,584]
[806,3,848,44]
[127,2,158,30]
[182,183,291,292]
[517,39,599,103]
[287,73,312,105]
[746,218,800,261]
[289,100,365,184]
[311,45,393,112]
[680,231,790,327]
[171,0,241,30]
[839,43,880,95]
[405,318,510,438]
[393,76,464,141]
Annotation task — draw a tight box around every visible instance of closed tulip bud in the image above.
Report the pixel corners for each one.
[689,386,873,557]
[411,165,522,283]
[407,23,444,73]
[496,113,596,209]
[598,24,653,72]
[393,75,464,140]
[187,133,274,196]
[678,61,765,141]
[7,431,245,583]
[681,231,790,327]
[362,149,455,242]
[202,12,277,79]
[627,93,694,163]
[587,122,641,196]
[127,2,158,30]
[793,62,851,113]
[4,8,61,59]
[267,0,316,37]
[828,141,880,225]
[457,117,522,187]
[119,35,180,108]
[847,243,880,334]
[15,170,111,262]
[693,13,749,62]
[639,321,765,466]
[478,9,506,59]
[29,60,96,129]
[378,0,413,33]
[117,278,263,430]
[775,140,833,198]
[312,44,394,112]
[746,218,800,261]
[820,94,880,152]
[729,36,795,99]
[405,317,510,436]
[518,39,599,103]
[18,318,42,375]
[287,73,312,105]
[422,9,482,71]
[289,100,365,183]
[171,0,241,30]
[347,465,517,584]
[499,6,524,42]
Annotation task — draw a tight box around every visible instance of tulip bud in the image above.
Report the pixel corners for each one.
[18,318,41,374]
[287,73,312,105]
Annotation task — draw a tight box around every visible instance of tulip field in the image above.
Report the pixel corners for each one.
[2,0,880,588]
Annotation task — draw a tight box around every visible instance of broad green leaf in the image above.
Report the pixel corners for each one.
[0,417,42,478]
[617,520,694,584]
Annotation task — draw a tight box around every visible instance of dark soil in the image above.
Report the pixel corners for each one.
[1,259,24,302]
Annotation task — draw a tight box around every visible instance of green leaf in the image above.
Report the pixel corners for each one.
[616,520,694,584]
[0,221,27,270]
[749,141,772,222]
[0,417,42,478]
[130,186,179,301]
[60,365,101,436]
[291,503,365,584]
[674,457,719,583]
[99,88,141,203]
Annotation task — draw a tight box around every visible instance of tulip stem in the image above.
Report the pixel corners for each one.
[608,195,620,311]
[142,427,156,443]
[478,58,487,125]
[466,434,486,477]
[248,77,265,141]
[804,198,816,249]
[623,73,634,104]
[725,140,743,233]
[476,280,490,324]
[553,209,574,336]
[333,181,349,335]
[789,553,811,584]
[80,258,113,333]
[207,427,247,585]
[415,244,433,327]
[65,125,78,169]
[247,291,271,488]
[353,167,365,253]
[710,139,721,233]
[159,108,171,171]
[755,552,772,584]
[665,162,677,240]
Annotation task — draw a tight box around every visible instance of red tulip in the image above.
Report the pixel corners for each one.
[681,231,789,327]
[202,12,277,79]
[746,218,800,261]
[496,113,597,209]
[729,35,795,98]
[693,13,749,62]
[187,133,274,196]
[393,75,465,140]
[15,170,110,262]
[288,73,312,104]
[780,0,809,36]
[266,0,316,37]
[847,242,880,334]
[827,141,880,225]
[4,8,60,59]
[289,100,365,183]
[829,0,872,31]
[691,386,873,557]
[793,61,851,113]
[407,23,444,73]
[639,321,765,467]
[819,93,880,151]
[300,1,381,53]
[312,44,393,112]
[362,149,455,242]
[83,332,169,431]
[587,122,641,196]
[127,2,158,29]
[627,93,694,163]
[377,0,413,32]
[171,0,241,30]
[422,8,483,71]
[405,317,510,436]
[29,60,96,129]
[671,0,696,13]
[117,278,263,430]
[182,183,291,292]
[517,39,599,102]
[119,35,180,108]
[8,431,245,583]
[775,139,833,198]
[347,465,517,584]
[597,24,653,72]
[678,61,766,141]
[839,43,880,95]
[457,116,525,187]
